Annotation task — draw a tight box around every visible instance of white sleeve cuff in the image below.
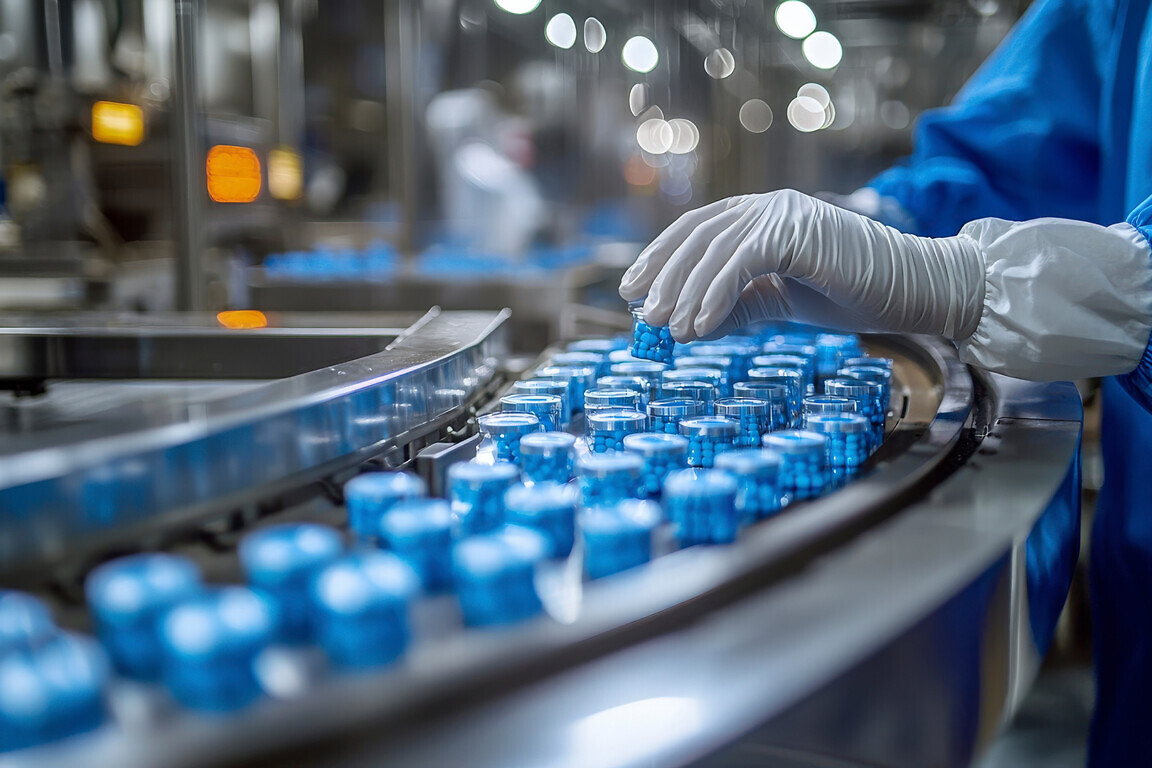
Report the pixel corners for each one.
[956,217,1152,381]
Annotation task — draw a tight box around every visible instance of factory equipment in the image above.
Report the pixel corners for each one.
[0,310,1080,768]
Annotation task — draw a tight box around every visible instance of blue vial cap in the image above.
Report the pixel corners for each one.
[310,552,420,669]
[158,587,277,711]
[584,389,642,409]
[502,393,562,411]
[239,524,343,644]
[805,413,870,434]
[714,397,770,417]
[0,591,55,657]
[478,411,541,435]
[647,398,701,417]
[587,409,647,430]
[378,498,454,592]
[344,472,427,540]
[663,468,740,498]
[714,448,781,476]
[622,432,689,455]
[575,452,644,478]
[679,416,739,437]
[452,528,547,627]
[504,483,579,558]
[579,500,661,580]
[85,554,202,680]
[0,633,108,752]
[763,430,828,455]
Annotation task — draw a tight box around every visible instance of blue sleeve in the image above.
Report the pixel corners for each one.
[866,0,1117,237]
[1118,196,1152,411]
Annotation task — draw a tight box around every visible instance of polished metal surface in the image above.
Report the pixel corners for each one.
[171,0,207,311]
[0,309,509,580]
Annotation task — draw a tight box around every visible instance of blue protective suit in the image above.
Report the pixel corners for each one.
[863,0,1152,763]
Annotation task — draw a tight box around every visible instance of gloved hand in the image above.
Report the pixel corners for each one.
[619,189,1152,381]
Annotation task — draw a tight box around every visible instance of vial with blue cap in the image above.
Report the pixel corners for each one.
[714,397,773,447]
[804,413,871,487]
[448,461,520,536]
[629,301,675,363]
[662,469,740,546]
[452,526,549,627]
[0,633,108,752]
[714,449,781,522]
[682,342,756,377]
[609,360,670,388]
[622,432,689,498]
[672,355,732,395]
[239,523,342,644]
[596,374,655,404]
[586,408,647,453]
[679,416,739,468]
[646,398,702,435]
[583,388,644,414]
[575,452,644,507]
[662,367,725,395]
[158,587,278,712]
[513,379,572,426]
[763,430,829,504]
[580,500,662,579]
[310,552,421,669]
[504,483,579,558]
[535,365,598,411]
[519,431,576,485]
[657,381,717,414]
[838,364,893,412]
[343,471,427,543]
[378,498,454,593]
[85,553,203,679]
[825,377,886,452]
[748,367,804,425]
[477,412,541,465]
[0,591,55,657]
[501,393,563,432]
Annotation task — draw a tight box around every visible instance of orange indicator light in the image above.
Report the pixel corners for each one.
[216,310,268,329]
[206,145,262,203]
[92,101,145,146]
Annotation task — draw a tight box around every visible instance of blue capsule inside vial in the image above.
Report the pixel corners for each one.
[158,587,278,712]
[732,382,791,432]
[630,303,676,364]
[512,379,573,425]
[622,432,690,498]
[519,431,577,485]
[0,633,109,752]
[478,411,542,465]
[646,397,703,435]
[748,367,805,426]
[672,355,733,395]
[535,365,598,412]
[801,395,858,425]
[575,452,644,507]
[452,526,549,627]
[679,416,739,468]
[501,393,564,432]
[825,376,886,452]
[549,351,609,377]
[504,482,580,558]
[662,468,740,547]
[751,354,815,395]
[343,471,428,542]
[378,498,455,593]
[662,366,725,394]
[838,365,893,411]
[596,374,656,404]
[584,388,644,414]
[815,333,863,378]
[714,448,782,522]
[580,500,662,580]
[762,430,829,504]
[310,551,421,669]
[447,461,521,537]
[713,397,773,448]
[586,408,647,453]
[85,553,203,679]
[804,413,871,473]
[0,590,55,658]
[239,523,343,645]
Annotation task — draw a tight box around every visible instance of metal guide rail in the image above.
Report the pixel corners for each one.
[0,329,1081,768]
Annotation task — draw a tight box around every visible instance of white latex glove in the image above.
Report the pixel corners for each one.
[619,190,1152,381]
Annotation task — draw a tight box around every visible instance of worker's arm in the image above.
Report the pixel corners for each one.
[863,0,1115,236]
[1118,199,1152,407]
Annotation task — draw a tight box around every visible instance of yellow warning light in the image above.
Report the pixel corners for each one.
[91,101,145,146]
[216,310,268,329]
[206,145,262,203]
[268,146,303,201]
